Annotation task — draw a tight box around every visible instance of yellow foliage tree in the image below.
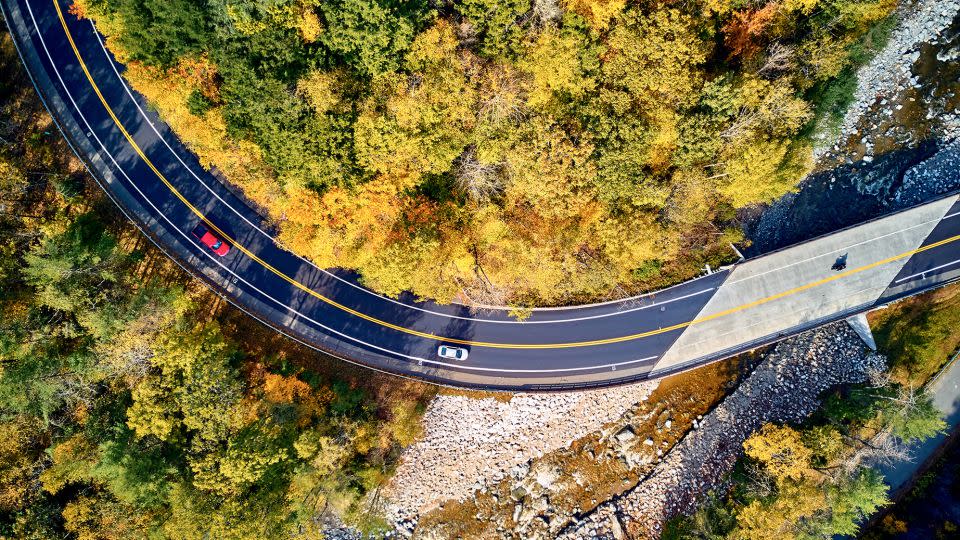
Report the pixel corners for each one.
[602,9,708,112]
[780,0,821,14]
[126,376,180,441]
[297,69,348,114]
[561,0,626,29]
[503,120,598,221]
[190,433,289,496]
[718,137,810,207]
[665,168,716,227]
[40,434,100,495]
[276,179,405,273]
[95,290,195,383]
[743,424,815,483]
[62,494,153,540]
[733,77,813,139]
[520,27,597,110]
[733,481,826,540]
[126,324,243,444]
[798,33,856,84]
[0,419,37,511]
[595,208,675,272]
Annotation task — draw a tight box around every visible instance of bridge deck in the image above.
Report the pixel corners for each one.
[652,195,960,375]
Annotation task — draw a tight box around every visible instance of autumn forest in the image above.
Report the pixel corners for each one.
[75,0,897,306]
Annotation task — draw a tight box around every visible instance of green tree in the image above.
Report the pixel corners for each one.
[879,387,946,442]
[22,212,126,314]
[457,0,529,59]
[814,468,888,537]
[78,0,211,65]
[317,0,428,77]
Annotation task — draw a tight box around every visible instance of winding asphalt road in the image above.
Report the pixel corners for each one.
[4,0,960,390]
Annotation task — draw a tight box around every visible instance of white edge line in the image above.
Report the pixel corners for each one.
[894,257,960,284]
[86,18,722,322]
[28,2,661,374]
[727,198,960,285]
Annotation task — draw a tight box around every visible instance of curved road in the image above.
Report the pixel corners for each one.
[5,0,960,390]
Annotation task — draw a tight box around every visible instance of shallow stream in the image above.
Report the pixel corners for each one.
[744,11,960,256]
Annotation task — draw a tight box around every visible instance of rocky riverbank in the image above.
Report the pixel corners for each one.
[814,0,960,159]
[382,382,658,525]
[556,323,885,540]
[747,1,959,255]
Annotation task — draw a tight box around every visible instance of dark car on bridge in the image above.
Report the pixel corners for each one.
[191,223,231,256]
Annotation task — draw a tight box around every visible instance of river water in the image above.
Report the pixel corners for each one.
[744,11,960,256]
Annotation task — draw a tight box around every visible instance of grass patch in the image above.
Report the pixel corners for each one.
[808,66,859,139]
[806,11,900,139]
[868,283,960,386]
[848,13,900,67]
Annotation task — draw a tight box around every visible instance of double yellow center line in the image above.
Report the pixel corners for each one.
[53,0,960,350]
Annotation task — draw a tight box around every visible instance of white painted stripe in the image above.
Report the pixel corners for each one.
[87,23,702,321]
[28,2,657,375]
[727,199,960,286]
[894,258,960,284]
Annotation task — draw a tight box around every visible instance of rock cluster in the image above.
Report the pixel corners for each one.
[382,381,658,525]
[557,323,886,540]
[894,139,960,207]
[315,513,364,540]
[815,0,960,159]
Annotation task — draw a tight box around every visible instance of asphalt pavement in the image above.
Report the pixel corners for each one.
[4,0,960,390]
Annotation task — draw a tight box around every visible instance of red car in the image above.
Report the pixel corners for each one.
[191,223,231,256]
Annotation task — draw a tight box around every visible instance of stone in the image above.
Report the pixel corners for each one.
[615,426,636,443]
[609,514,626,540]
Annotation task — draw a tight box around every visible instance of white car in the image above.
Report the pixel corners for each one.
[437,345,469,361]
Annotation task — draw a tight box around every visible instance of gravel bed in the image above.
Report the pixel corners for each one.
[381,382,658,524]
[814,0,960,159]
[557,323,885,540]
